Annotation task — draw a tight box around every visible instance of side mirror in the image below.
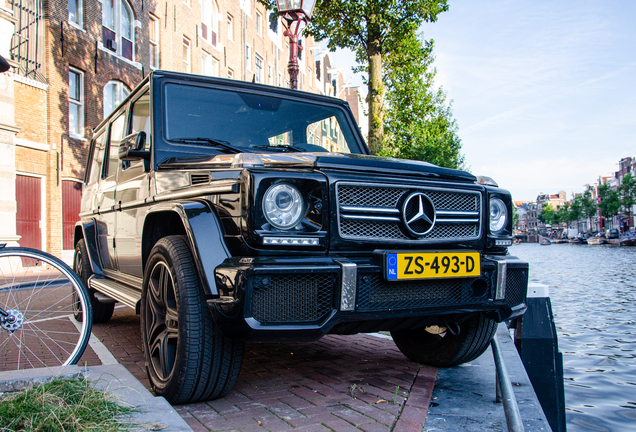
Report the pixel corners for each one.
[119,131,150,161]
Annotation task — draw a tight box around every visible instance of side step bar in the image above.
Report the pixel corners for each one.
[88,276,142,313]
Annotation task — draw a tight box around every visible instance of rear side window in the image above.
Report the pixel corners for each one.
[106,113,127,177]
[87,131,107,185]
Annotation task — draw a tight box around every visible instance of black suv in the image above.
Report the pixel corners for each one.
[74,71,528,404]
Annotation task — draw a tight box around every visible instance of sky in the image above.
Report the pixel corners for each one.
[320,0,636,202]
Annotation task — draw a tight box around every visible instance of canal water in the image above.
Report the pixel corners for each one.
[511,243,636,432]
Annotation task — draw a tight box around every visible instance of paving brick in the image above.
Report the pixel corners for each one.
[358,421,391,432]
[333,408,374,426]
[392,420,422,432]
[322,418,364,432]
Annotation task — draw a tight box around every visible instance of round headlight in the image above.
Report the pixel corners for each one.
[489,198,508,233]
[263,183,305,230]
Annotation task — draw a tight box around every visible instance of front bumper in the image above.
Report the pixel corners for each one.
[209,254,528,342]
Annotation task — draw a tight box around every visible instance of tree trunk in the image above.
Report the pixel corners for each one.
[366,21,383,155]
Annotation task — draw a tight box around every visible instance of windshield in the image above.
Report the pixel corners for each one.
[162,82,363,154]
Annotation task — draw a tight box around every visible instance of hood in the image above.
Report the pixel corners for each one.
[158,152,476,182]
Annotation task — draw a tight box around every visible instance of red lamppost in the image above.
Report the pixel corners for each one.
[275,0,316,90]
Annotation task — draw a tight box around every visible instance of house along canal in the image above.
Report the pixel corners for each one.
[511,242,636,432]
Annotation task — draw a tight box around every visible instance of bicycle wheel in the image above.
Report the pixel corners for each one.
[0,247,92,371]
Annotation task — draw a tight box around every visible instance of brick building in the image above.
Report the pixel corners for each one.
[2,0,355,262]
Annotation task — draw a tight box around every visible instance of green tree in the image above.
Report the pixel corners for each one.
[578,191,598,233]
[598,183,620,219]
[619,173,636,218]
[569,197,583,232]
[378,32,464,169]
[263,0,449,154]
[538,203,557,225]
[556,203,572,226]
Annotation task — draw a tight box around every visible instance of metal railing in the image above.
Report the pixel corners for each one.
[492,336,525,431]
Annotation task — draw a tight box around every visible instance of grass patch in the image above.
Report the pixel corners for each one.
[0,376,136,432]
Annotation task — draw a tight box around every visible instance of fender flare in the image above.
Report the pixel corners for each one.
[74,220,105,277]
[143,201,230,296]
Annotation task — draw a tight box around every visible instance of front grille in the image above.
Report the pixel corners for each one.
[356,274,487,312]
[251,274,336,324]
[336,182,481,243]
[505,267,528,307]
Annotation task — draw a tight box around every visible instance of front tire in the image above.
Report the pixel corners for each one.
[141,236,244,404]
[391,313,497,367]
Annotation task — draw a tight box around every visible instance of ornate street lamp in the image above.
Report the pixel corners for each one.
[275,0,316,90]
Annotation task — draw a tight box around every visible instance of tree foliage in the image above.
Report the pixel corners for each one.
[378,33,465,169]
[598,183,621,219]
[260,0,449,156]
[538,203,557,225]
[619,173,636,214]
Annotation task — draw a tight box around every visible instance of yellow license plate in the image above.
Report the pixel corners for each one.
[386,251,481,281]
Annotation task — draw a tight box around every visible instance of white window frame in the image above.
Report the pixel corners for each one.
[149,14,160,69]
[255,52,263,83]
[69,68,84,138]
[227,13,233,41]
[201,51,219,77]
[68,0,83,28]
[102,0,135,61]
[103,80,130,118]
[256,10,262,38]
[183,37,191,73]
[245,43,252,71]
[201,0,219,47]
[267,63,273,85]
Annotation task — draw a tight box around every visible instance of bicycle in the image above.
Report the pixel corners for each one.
[0,245,92,370]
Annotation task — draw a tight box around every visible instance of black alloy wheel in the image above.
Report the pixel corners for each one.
[141,236,244,404]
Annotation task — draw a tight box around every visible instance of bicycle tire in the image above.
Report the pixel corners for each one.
[0,247,92,370]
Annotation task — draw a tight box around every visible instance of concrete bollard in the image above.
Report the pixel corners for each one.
[512,283,566,432]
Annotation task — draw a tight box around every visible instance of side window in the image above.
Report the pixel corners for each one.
[107,113,127,177]
[88,131,107,184]
[131,90,151,149]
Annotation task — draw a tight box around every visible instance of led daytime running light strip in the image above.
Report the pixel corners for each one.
[263,237,319,246]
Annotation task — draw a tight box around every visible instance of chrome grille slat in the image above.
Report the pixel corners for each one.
[336,182,482,243]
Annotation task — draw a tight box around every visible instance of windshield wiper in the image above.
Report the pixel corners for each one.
[171,137,242,154]
[250,144,306,153]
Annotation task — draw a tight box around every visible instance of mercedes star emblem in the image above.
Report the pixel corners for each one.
[402,192,436,237]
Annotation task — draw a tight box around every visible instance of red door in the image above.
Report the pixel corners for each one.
[62,180,82,250]
[16,175,42,251]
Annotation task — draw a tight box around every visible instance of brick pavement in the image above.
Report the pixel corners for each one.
[89,306,438,431]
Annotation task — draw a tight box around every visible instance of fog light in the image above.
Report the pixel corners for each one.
[495,239,513,246]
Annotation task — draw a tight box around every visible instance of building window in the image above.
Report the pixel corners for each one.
[103,80,130,117]
[69,68,84,137]
[69,0,82,27]
[227,13,233,41]
[256,11,262,37]
[245,43,252,71]
[149,14,160,69]
[201,0,218,46]
[277,72,282,87]
[201,51,218,76]
[183,37,191,73]
[228,68,233,79]
[267,63,273,85]
[255,53,263,83]
[102,0,135,61]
